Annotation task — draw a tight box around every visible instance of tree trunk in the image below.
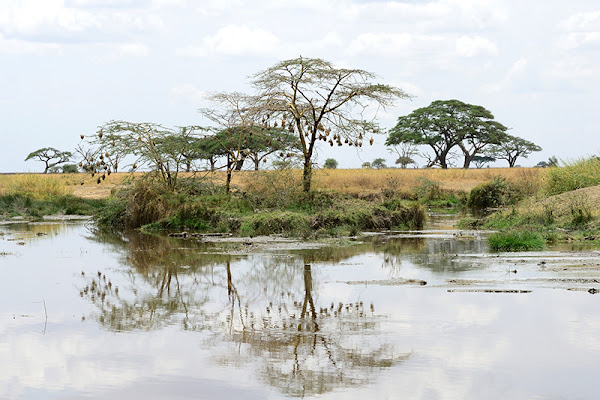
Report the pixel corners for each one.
[254,158,260,171]
[235,152,246,171]
[303,156,312,192]
[438,154,448,169]
[226,154,232,198]
[462,154,473,169]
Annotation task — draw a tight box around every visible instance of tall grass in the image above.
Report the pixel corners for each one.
[0,174,73,199]
[545,156,600,195]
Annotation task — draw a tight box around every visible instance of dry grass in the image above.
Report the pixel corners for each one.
[302,167,544,196]
[0,168,547,200]
[0,174,74,199]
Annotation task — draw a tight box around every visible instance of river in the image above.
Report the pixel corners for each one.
[1,215,600,399]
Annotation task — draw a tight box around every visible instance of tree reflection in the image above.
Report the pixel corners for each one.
[80,231,409,396]
[213,262,408,397]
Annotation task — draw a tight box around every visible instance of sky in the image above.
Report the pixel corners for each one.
[1,0,599,172]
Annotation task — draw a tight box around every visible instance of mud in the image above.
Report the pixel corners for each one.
[343,278,428,286]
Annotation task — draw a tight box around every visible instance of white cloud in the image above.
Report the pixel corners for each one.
[560,10,600,32]
[177,25,280,58]
[557,32,600,50]
[348,32,413,57]
[455,35,499,57]
[169,84,210,106]
[0,33,59,54]
[0,0,163,44]
[118,42,150,57]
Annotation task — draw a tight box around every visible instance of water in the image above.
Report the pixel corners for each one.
[2,217,600,399]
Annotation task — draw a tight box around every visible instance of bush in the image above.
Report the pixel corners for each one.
[412,177,445,202]
[467,176,521,209]
[62,164,79,174]
[488,230,545,251]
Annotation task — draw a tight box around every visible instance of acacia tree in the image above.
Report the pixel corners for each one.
[80,121,206,190]
[200,92,267,197]
[249,57,409,192]
[372,158,387,169]
[243,127,297,171]
[24,147,72,173]
[389,142,418,169]
[387,100,508,169]
[472,155,496,168]
[487,135,542,167]
[324,158,338,169]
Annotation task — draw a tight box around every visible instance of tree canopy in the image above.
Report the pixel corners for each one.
[386,100,508,169]
[80,121,207,190]
[487,135,542,167]
[249,57,410,191]
[324,158,338,169]
[24,147,72,173]
[371,158,387,169]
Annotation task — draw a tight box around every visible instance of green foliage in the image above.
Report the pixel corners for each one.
[488,230,545,251]
[412,178,445,202]
[0,193,105,218]
[567,193,593,227]
[545,156,600,195]
[80,121,207,191]
[361,162,372,169]
[240,211,312,238]
[387,99,508,169]
[25,147,73,174]
[372,158,387,169]
[61,164,79,173]
[324,158,338,169]
[467,177,521,209]
[487,135,541,167]
[472,155,495,168]
[395,156,415,168]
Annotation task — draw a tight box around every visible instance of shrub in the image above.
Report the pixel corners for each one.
[467,176,521,209]
[412,177,445,202]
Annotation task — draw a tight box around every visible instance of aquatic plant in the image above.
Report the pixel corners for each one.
[488,230,545,251]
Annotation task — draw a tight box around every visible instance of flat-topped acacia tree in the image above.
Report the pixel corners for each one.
[25,147,72,173]
[249,57,410,192]
[387,100,508,169]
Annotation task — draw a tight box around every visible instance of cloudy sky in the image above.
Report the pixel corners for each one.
[1,0,599,172]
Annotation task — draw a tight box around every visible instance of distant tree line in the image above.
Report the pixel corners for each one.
[386,99,542,169]
[24,61,544,199]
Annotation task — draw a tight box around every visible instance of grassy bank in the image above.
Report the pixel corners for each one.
[0,175,106,218]
[94,175,426,238]
[461,157,600,250]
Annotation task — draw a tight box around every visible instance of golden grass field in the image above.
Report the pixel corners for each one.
[0,167,547,199]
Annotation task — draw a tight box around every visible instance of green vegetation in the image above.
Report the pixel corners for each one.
[545,156,600,195]
[324,158,338,169]
[94,173,425,237]
[488,230,545,251]
[387,99,511,169]
[467,176,521,209]
[25,147,73,174]
[0,193,105,218]
[461,156,600,249]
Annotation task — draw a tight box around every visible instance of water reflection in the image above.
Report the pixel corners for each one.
[81,230,408,397]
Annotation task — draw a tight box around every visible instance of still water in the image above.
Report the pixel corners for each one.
[1,218,600,399]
